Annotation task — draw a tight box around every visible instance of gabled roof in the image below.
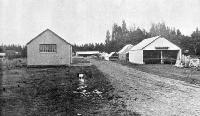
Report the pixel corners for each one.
[108,52,118,57]
[130,36,160,50]
[26,29,72,46]
[108,52,115,57]
[118,44,134,54]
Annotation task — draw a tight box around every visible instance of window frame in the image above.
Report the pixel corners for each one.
[39,44,57,53]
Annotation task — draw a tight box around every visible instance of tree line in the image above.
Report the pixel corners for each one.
[1,20,200,58]
[0,44,27,59]
[74,21,200,55]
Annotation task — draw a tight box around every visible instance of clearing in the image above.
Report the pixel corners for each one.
[90,59,200,116]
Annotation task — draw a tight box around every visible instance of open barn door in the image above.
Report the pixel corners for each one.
[143,50,179,64]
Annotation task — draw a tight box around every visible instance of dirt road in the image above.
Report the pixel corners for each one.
[90,59,200,116]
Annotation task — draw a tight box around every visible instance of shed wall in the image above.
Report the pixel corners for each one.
[119,53,126,61]
[129,50,143,64]
[27,31,72,66]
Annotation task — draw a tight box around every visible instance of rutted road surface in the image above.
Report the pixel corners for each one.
[90,59,200,116]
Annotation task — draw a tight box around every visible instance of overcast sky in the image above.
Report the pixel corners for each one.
[0,0,200,45]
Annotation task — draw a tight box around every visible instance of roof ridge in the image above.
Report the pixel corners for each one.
[141,36,160,50]
[26,29,72,46]
[118,44,133,53]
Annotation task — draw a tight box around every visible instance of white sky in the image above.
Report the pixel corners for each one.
[0,0,200,45]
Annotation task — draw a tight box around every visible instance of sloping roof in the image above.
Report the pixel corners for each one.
[108,52,119,57]
[26,29,72,46]
[0,53,6,56]
[100,52,109,56]
[76,51,100,55]
[118,44,134,54]
[108,52,115,57]
[130,36,160,50]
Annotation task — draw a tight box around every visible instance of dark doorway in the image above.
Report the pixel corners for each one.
[126,53,129,61]
[143,50,179,64]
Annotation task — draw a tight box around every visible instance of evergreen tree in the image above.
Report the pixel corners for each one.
[191,28,200,55]
[105,30,111,44]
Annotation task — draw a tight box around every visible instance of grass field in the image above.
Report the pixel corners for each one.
[119,61,200,85]
[1,58,139,116]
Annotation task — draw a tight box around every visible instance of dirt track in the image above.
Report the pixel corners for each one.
[90,59,200,116]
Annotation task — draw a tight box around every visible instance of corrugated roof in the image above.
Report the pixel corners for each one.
[130,36,160,50]
[26,29,72,46]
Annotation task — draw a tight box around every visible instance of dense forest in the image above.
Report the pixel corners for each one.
[74,21,200,55]
[1,21,200,58]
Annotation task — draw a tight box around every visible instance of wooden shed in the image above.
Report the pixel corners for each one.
[118,44,134,61]
[109,52,119,61]
[26,29,72,66]
[129,36,182,64]
[76,51,100,57]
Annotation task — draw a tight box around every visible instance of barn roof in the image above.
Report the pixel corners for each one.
[26,29,72,46]
[118,44,134,54]
[130,36,181,51]
[130,36,161,50]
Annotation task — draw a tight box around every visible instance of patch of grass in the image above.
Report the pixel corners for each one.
[2,64,139,116]
[3,58,27,69]
[118,61,200,86]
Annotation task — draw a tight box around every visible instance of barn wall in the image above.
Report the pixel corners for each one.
[27,31,72,66]
[129,50,144,64]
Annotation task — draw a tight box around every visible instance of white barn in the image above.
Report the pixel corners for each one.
[26,29,72,66]
[118,44,134,61]
[129,36,182,64]
[76,51,100,57]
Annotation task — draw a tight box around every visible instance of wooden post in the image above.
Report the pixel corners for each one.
[161,50,163,64]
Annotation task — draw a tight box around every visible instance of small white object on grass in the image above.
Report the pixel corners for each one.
[79,78,85,83]
[78,73,84,78]
[93,89,102,97]
[77,85,87,90]
[78,73,85,83]
[93,89,102,94]
[77,113,82,116]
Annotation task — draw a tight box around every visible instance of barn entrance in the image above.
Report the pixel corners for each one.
[126,53,129,61]
[143,50,179,64]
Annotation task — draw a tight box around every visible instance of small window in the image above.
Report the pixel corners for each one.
[39,44,57,53]
[155,47,169,50]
